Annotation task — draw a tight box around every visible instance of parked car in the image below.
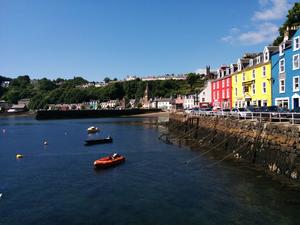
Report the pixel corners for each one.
[231,108,252,118]
[255,106,289,121]
[215,108,231,116]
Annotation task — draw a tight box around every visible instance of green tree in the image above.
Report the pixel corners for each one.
[273,3,300,45]
[38,78,56,92]
[186,73,199,89]
[104,77,111,83]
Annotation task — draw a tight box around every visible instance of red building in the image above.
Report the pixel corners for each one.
[211,66,232,109]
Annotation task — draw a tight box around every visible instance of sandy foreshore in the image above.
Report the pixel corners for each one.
[130,111,170,118]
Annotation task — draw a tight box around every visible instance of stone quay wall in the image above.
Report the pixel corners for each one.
[168,113,300,181]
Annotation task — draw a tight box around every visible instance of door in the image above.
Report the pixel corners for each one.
[294,98,299,109]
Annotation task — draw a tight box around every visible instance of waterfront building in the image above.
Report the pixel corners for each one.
[183,95,196,109]
[232,49,276,108]
[211,65,232,109]
[151,97,173,110]
[271,27,300,110]
[197,80,212,108]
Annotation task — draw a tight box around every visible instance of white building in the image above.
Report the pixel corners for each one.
[100,100,118,109]
[156,98,172,110]
[198,80,212,107]
[183,95,196,109]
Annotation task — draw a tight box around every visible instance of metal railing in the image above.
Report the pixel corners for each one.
[185,110,300,124]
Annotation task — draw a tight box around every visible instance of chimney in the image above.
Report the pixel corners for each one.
[283,26,290,41]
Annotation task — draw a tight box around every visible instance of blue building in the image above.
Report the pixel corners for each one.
[271,27,300,110]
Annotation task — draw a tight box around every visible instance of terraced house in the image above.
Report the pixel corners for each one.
[211,65,232,109]
[232,48,276,108]
[271,27,300,110]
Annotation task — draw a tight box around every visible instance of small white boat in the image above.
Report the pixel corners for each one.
[87,126,99,133]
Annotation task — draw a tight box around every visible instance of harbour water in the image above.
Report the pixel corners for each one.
[1,117,300,225]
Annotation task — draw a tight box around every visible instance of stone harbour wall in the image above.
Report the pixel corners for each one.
[168,113,300,181]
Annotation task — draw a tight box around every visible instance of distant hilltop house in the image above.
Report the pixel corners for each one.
[76,82,106,89]
[1,81,10,88]
[125,75,138,81]
[141,74,186,81]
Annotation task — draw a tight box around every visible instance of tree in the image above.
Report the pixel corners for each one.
[104,77,111,83]
[186,73,199,89]
[38,78,56,92]
[113,78,118,81]
[273,3,300,45]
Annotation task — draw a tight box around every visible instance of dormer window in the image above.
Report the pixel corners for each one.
[257,56,261,64]
[238,62,241,71]
[294,36,300,51]
[279,43,285,56]
[226,68,229,75]
[264,50,269,62]
[249,59,253,67]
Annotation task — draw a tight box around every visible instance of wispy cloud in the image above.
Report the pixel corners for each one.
[221,0,291,45]
[253,0,291,21]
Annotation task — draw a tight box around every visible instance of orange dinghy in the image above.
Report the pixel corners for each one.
[93,153,125,169]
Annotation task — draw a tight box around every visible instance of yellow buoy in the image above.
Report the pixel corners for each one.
[16,154,23,159]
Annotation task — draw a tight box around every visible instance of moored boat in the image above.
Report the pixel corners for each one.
[16,154,23,159]
[85,136,113,145]
[94,153,125,169]
[87,126,99,133]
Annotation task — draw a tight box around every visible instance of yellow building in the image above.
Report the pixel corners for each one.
[232,49,273,108]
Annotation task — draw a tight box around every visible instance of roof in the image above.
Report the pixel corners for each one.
[11,104,26,109]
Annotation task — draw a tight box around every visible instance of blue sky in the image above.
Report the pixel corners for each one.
[0,0,297,81]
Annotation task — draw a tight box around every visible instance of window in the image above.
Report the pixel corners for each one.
[293,76,299,92]
[252,84,255,95]
[262,66,266,77]
[279,43,285,56]
[262,100,267,107]
[243,86,249,94]
[276,98,289,108]
[249,59,253,66]
[226,89,229,98]
[235,88,237,97]
[252,100,257,106]
[294,36,300,51]
[262,82,266,94]
[252,70,256,79]
[222,90,225,98]
[242,73,245,81]
[226,78,229,87]
[257,56,261,64]
[279,79,285,93]
[279,59,285,73]
[293,54,299,70]
[213,83,215,90]
[222,79,225,88]
[238,63,241,71]
[216,92,219,99]
[217,82,219,89]
[235,75,237,83]
[264,51,269,62]
[202,98,205,102]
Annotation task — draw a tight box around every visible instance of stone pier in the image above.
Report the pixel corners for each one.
[168,113,300,181]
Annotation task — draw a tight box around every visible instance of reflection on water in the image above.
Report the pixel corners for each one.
[0,117,300,225]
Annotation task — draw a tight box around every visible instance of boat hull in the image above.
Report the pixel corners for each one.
[85,138,113,146]
[94,156,125,169]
